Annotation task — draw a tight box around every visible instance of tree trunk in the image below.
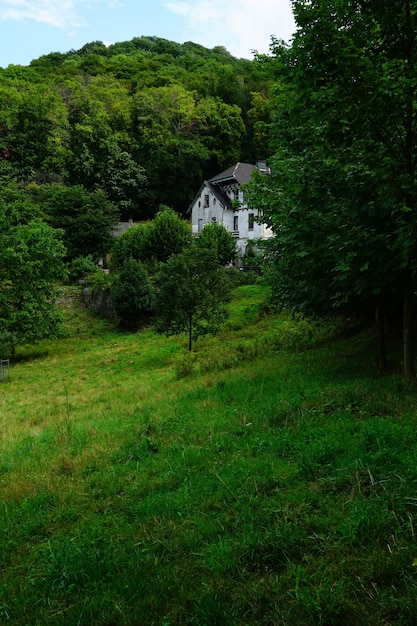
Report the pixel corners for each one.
[403,268,416,383]
[375,302,388,372]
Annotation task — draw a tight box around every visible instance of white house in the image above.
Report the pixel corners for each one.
[189,162,274,255]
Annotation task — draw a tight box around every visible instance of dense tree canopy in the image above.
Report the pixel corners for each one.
[0,36,271,218]
[0,203,66,356]
[248,0,417,380]
[110,258,153,327]
[29,184,119,261]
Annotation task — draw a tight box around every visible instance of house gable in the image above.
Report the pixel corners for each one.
[189,162,273,254]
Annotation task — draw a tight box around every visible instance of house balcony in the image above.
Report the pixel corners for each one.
[232,230,240,238]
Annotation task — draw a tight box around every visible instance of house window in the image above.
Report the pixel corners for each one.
[234,189,239,200]
[212,216,217,223]
[233,215,239,231]
[204,194,210,208]
[248,213,254,231]
[198,218,203,232]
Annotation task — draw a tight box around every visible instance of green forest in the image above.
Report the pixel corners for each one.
[0,35,268,219]
[3,2,417,623]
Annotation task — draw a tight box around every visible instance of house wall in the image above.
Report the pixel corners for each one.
[190,185,224,235]
[190,181,273,255]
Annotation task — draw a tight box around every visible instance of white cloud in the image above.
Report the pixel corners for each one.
[0,0,81,28]
[164,0,295,58]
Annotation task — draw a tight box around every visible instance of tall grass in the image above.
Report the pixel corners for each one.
[0,282,416,625]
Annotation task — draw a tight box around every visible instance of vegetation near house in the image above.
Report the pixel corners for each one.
[110,258,153,327]
[141,206,192,263]
[195,221,238,265]
[246,0,417,381]
[154,245,232,351]
[110,206,191,271]
[110,223,149,270]
[29,184,119,262]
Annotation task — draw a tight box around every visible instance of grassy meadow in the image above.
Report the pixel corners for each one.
[1,280,417,625]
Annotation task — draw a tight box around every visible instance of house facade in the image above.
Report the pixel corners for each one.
[189,162,273,256]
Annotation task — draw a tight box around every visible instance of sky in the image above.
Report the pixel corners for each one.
[0,0,296,69]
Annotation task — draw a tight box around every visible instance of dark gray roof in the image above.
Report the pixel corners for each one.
[209,162,255,186]
[206,181,231,208]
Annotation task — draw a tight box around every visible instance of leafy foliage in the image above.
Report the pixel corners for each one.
[0,36,270,217]
[111,258,153,326]
[248,0,417,379]
[0,203,66,356]
[29,183,119,261]
[110,223,150,270]
[154,245,231,350]
[140,206,192,264]
[195,221,238,265]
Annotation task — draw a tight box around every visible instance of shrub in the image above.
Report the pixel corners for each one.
[67,255,97,284]
[196,222,237,265]
[111,258,153,326]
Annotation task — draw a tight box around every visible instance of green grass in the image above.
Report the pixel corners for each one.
[1,282,417,625]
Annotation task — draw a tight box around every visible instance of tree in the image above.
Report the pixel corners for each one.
[195,222,237,265]
[0,205,66,357]
[110,207,191,271]
[132,85,245,213]
[2,83,70,179]
[110,223,150,270]
[110,258,153,327]
[248,0,417,380]
[141,206,192,264]
[30,183,119,261]
[154,245,231,351]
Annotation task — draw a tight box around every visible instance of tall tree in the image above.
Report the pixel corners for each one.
[132,85,244,214]
[248,0,417,380]
[0,204,66,357]
[111,258,153,328]
[141,206,192,264]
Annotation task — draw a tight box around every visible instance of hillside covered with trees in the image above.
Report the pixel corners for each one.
[0,36,270,219]
[0,35,273,357]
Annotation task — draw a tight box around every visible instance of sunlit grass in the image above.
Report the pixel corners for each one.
[1,282,416,625]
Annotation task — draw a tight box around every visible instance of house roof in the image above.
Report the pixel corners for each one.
[206,181,231,208]
[188,162,262,214]
[209,162,255,186]
[187,180,231,214]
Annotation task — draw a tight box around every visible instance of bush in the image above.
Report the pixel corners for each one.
[111,258,153,326]
[142,205,192,263]
[67,255,97,284]
[196,222,237,265]
[110,224,149,270]
[173,351,198,379]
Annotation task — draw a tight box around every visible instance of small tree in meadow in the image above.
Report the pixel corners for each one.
[154,245,231,351]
